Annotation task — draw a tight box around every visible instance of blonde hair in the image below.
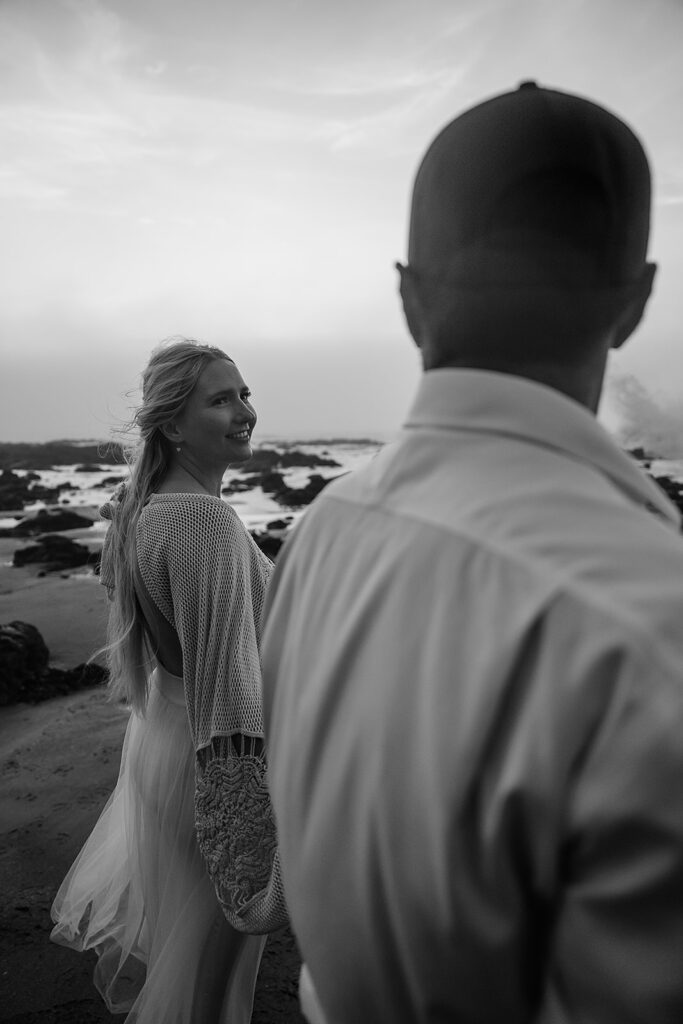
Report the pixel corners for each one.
[103,337,233,712]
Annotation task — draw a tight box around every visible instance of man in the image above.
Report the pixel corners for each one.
[261,83,683,1023]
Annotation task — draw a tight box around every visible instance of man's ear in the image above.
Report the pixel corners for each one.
[612,262,657,349]
[396,262,426,351]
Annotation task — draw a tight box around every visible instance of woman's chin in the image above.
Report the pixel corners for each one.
[226,441,253,464]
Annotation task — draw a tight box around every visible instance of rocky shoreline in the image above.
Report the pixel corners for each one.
[0,439,346,709]
[1,439,682,711]
[0,441,346,513]
[0,440,365,710]
[0,440,356,571]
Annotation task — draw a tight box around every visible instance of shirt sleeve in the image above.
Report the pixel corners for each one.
[470,610,683,1023]
[543,644,683,1022]
[464,598,683,1023]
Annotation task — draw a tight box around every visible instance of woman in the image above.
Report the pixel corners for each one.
[50,339,286,1024]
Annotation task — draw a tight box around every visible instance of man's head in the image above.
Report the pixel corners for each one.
[398,82,656,400]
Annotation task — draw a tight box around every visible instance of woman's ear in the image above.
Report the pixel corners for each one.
[611,262,657,350]
[160,422,182,445]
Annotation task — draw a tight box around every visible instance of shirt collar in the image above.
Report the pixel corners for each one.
[404,368,680,530]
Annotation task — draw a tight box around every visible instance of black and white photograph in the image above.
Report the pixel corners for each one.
[2,1,683,1022]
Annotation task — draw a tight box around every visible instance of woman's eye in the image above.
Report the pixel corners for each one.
[212,391,251,406]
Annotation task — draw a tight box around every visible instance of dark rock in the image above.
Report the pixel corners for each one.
[34,662,109,702]
[74,463,104,472]
[11,508,94,536]
[651,474,683,518]
[628,446,657,462]
[0,469,26,510]
[235,465,343,509]
[0,469,73,511]
[0,622,50,706]
[278,450,340,469]
[282,436,380,446]
[0,620,109,705]
[101,474,126,486]
[0,469,36,511]
[13,534,97,572]
[245,469,332,507]
[251,533,283,560]
[225,467,338,503]
[222,478,256,495]
[242,448,284,473]
[242,447,340,473]
[266,518,293,531]
[259,471,287,494]
[267,473,340,508]
[0,440,124,471]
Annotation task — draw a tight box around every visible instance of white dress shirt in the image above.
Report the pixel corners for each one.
[261,369,683,1024]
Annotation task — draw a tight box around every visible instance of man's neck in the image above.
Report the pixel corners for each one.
[423,357,606,414]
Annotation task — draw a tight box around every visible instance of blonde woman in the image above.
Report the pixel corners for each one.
[51,339,286,1024]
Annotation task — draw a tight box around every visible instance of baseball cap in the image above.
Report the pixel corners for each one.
[408,81,652,289]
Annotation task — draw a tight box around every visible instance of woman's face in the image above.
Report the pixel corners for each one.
[174,358,257,467]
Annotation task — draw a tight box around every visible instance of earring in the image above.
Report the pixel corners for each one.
[175,445,181,453]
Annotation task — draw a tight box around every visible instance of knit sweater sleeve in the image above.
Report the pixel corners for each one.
[136,494,287,934]
[136,494,272,749]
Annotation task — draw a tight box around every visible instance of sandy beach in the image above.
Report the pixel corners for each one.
[0,524,304,1023]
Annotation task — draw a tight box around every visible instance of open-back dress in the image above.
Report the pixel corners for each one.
[50,491,282,1024]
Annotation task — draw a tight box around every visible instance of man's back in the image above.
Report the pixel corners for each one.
[262,370,683,1023]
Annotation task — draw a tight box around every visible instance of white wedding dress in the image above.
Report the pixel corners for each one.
[51,492,280,1023]
[50,666,267,1023]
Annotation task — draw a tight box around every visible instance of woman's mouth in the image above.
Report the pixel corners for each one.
[227,429,251,441]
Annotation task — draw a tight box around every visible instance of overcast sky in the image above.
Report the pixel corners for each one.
[1,0,682,445]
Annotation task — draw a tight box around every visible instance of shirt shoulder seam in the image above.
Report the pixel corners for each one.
[313,490,683,685]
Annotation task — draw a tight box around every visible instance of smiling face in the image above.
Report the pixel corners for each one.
[173,358,256,469]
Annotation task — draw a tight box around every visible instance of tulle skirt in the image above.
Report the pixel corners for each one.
[50,666,266,1024]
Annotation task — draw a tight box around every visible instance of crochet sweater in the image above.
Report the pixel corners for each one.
[135,493,272,748]
[101,491,287,934]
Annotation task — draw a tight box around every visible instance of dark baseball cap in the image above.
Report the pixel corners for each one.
[408,81,652,289]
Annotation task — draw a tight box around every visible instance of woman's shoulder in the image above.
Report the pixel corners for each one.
[138,492,245,545]
[138,493,273,585]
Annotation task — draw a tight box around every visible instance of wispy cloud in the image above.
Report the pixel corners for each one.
[260,0,503,150]
[0,14,333,211]
[1,0,681,444]
[315,66,473,151]
[269,66,455,100]
[0,167,68,205]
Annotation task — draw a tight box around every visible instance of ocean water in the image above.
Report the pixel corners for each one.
[648,458,683,484]
[2,441,682,535]
[0,440,384,533]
